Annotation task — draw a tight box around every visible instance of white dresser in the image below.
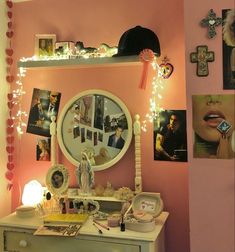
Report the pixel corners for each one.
[0,211,168,252]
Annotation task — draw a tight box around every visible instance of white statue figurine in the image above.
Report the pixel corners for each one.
[75,152,94,195]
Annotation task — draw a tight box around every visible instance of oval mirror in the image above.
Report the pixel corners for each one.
[57,89,132,171]
[46,164,69,195]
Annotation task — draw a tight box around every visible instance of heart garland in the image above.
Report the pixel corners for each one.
[5,0,15,190]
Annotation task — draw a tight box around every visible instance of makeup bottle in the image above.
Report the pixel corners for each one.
[120,215,125,232]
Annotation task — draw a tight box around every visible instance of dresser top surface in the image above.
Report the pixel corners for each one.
[0,211,169,242]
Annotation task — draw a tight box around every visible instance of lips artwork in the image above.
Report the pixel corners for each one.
[192,94,235,159]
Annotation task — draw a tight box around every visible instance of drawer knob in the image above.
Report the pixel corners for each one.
[19,240,27,247]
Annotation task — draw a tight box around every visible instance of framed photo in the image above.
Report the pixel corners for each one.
[35,34,56,57]
[46,164,69,196]
[55,41,75,56]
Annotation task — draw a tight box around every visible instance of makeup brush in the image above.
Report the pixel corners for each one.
[93,223,103,234]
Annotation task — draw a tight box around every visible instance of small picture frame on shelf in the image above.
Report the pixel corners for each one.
[35,34,56,57]
[55,41,75,57]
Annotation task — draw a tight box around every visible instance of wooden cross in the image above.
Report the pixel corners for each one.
[200,9,222,38]
[190,45,214,77]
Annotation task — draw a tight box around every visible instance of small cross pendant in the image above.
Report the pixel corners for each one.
[200,9,222,38]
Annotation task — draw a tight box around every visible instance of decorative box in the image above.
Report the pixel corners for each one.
[125,192,164,232]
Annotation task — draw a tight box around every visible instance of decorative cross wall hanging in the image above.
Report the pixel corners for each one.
[190,45,215,77]
[200,9,222,38]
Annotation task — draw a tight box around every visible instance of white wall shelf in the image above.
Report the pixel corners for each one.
[17,55,141,69]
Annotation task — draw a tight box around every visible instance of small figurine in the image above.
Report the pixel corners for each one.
[94,184,105,196]
[75,152,94,195]
[75,41,97,56]
[98,43,118,57]
[103,181,114,197]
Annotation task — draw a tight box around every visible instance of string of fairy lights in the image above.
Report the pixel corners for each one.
[141,58,165,132]
[13,67,27,135]
[13,54,166,135]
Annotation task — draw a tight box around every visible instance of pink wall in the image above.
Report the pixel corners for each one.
[12,1,189,252]
[184,0,234,252]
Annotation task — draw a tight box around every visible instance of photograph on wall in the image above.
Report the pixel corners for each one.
[222,9,235,90]
[153,110,188,162]
[27,88,61,137]
[36,138,50,161]
[192,94,235,159]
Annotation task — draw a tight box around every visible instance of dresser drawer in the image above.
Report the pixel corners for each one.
[4,230,140,252]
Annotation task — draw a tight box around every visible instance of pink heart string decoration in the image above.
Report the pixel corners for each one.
[8,21,12,29]
[7,162,14,171]
[5,48,13,56]
[7,183,13,191]
[6,31,14,38]
[6,1,13,9]
[8,155,13,162]
[6,146,14,154]
[6,57,13,65]
[7,127,14,134]
[7,118,14,126]
[7,136,14,144]
[7,93,13,100]
[7,11,12,19]
[7,101,14,109]
[5,170,14,181]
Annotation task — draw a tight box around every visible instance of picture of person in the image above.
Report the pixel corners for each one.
[104,115,111,132]
[94,95,104,130]
[38,38,54,56]
[28,98,45,127]
[86,129,92,140]
[80,95,93,126]
[81,128,85,143]
[27,88,61,137]
[37,138,50,161]
[192,94,235,159]
[222,9,235,90]
[75,152,94,194]
[107,125,125,149]
[51,170,64,188]
[67,103,82,138]
[154,110,187,162]
[94,132,98,146]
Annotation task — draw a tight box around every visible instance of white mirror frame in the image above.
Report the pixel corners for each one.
[57,89,133,171]
[46,164,70,195]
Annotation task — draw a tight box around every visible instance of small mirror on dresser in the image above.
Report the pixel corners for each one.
[57,89,133,171]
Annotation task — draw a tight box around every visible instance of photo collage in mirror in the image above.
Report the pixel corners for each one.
[61,94,129,166]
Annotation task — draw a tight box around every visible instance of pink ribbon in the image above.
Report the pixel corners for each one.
[139,49,154,89]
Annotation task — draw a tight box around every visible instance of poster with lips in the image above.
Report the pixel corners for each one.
[192,94,235,159]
